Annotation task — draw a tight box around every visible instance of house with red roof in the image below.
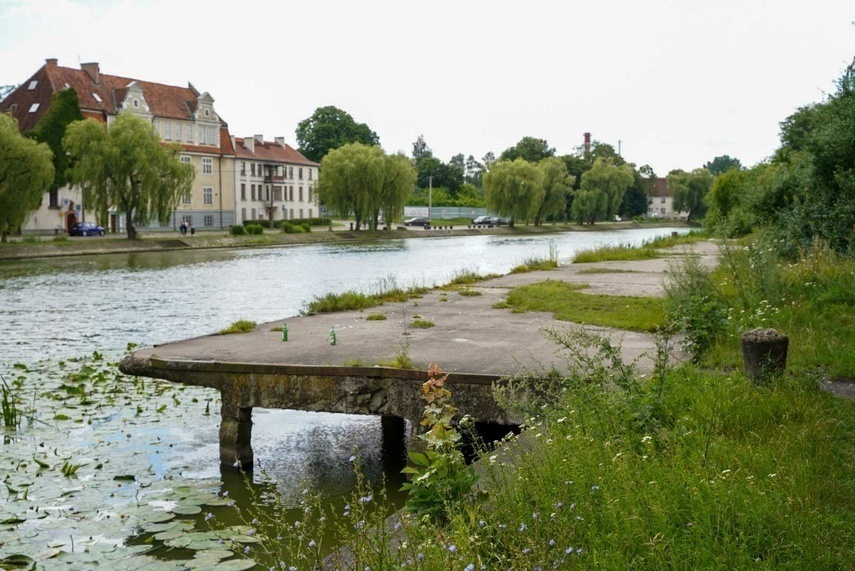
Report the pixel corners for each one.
[648,177,688,219]
[233,135,319,225]
[0,58,236,234]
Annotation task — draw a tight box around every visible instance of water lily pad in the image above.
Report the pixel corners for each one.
[171,505,202,515]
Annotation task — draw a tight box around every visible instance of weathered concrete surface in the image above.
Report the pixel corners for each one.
[119,240,720,467]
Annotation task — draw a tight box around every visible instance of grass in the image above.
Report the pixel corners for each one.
[444,269,500,287]
[410,319,435,329]
[302,277,429,314]
[573,230,707,263]
[1,378,20,428]
[366,313,387,321]
[217,319,256,335]
[511,242,560,273]
[458,288,482,297]
[500,279,665,331]
[576,268,637,275]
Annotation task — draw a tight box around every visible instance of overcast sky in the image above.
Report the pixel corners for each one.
[1,0,853,174]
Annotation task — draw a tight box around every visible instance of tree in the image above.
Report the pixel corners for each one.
[27,88,83,206]
[0,114,54,241]
[464,155,484,187]
[374,153,416,230]
[483,158,542,226]
[577,158,634,224]
[481,151,496,170]
[499,136,555,163]
[619,164,657,218]
[317,143,414,231]
[667,168,714,221]
[704,155,742,175]
[0,85,16,100]
[416,157,463,194]
[533,157,571,225]
[570,187,607,225]
[64,113,194,239]
[295,106,379,163]
[412,135,432,162]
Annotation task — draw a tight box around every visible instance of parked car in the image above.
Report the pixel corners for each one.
[69,221,105,237]
[404,217,430,227]
[472,215,492,225]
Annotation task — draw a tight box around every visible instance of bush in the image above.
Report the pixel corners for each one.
[229,225,246,236]
[245,219,270,228]
[245,224,264,235]
[282,221,304,234]
[300,222,311,233]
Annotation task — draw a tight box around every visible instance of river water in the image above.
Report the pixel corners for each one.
[0,228,688,565]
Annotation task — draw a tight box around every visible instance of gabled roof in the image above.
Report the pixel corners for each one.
[0,59,224,134]
[234,137,319,166]
[650,177,671,197]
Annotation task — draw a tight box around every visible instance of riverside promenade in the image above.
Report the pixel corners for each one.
[120,241,720,469]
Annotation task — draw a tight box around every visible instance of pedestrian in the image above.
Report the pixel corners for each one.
[180,221,187,236]
[190,225,195,236]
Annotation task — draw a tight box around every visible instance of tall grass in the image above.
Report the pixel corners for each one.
[1,377,20,428]
[302,277,428,314]
[573,230,707,263]
[510,241,559,273]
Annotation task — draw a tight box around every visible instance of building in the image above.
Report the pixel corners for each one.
[233,135,319,224]
[648,177,687,219]
[0,58,235,234]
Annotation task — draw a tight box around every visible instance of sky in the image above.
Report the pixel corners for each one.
[0,0,853,175]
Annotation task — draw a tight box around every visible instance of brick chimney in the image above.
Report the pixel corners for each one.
[583,132,591,155]
[81,62,100,83]
[45,58,58,67]
[274,136,286,147]
[243,136,254,154]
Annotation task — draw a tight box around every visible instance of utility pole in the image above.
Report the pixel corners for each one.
[618,139,622,156]
[428,175,433,221]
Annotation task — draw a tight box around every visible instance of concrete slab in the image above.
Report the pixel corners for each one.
[129,241,722,376]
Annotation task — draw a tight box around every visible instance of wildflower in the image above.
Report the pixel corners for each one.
[217,539,223,546]
[349,455,356,462]
[591,485,600,491]
[577,548,583,554]
[307,539,316,547]
[222,491,229,497]
[465,565,475,571]
[417,553,424,560]
[204,512,214,521]
[522,548,531,555]
[554,502,563,510]
[247,529,255,536]
[294,520,301,527]
[519,523,527,532]
[549,539,555,547]
[532,512,539,519]
[233,461,240,468]
[290,567,297,571]
[394,521,402,530]
[478,520,486,528]
[448,544,457,553]
[252,518,259,525]
[557,417,566,423]
[227,500,234,507]
[359,494,373,503]
[243,546,250,554]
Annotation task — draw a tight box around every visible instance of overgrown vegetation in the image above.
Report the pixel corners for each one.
[217,319,257,335]
[499,279,665,332]
[666,237,855,376]
[510,242,559,273]
[410,319,435,329]
[572,230,706,263]
[302,277,428,315]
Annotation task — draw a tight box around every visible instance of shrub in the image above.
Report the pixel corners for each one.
[245,224,264,235]
[410,319,435,329]
[244,219,270,228]
[217,319,256,334]
[229,225,246,236]
[300,222,311,233]
[366,313,387,321]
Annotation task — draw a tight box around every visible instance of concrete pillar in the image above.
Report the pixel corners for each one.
[220,404,254,470]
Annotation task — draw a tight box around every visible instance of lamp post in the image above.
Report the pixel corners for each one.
[428,175,432,221]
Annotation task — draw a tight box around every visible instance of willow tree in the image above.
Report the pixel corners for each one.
[64,113,194,239]
[668,168,714,221]
[27,88,83,207]
[0,114,54,241]
[534,157,571,225]
[578,157,634,224]
[374,153,415,230]
[483,158,542,226]
[317,142,385,230]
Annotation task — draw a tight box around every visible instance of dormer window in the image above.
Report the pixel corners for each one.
[28,103,39,113]
[92,93,102,103]
[28,81,37,90]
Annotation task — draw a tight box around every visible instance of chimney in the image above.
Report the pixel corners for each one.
[253,134,264,145]
[45,58,58,67]
[81,62,100,83]
[274,136,286,147]
[583,132,591,155]
[244,136,254,154]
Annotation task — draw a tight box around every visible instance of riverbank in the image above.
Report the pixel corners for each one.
[0,220,695,261]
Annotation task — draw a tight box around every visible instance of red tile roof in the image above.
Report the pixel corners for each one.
[650,177,670,197]
[234,138,319,166]
[0,59,229,147]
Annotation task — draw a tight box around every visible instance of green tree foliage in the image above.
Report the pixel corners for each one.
[411,134,432,162]
[574,158,634,224]
[374,153,416,229]
[464,155,485,187]
[317,143,414,230]
[415,156,463,194]
[295,106,379,163]
[667,168,714,222]
[619,164,657,218]
[533,157,571,225]
[64,114,194,239]
[704,167,760,236]
[704,154,742,175]
[499,136,555,163]
[0,85,15,100]
[27,88,83,196]
[484,158,542,225]
[570,186,607,225]
[0,114,54,241]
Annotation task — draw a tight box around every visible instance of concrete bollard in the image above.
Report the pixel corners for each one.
[741,328,788,384]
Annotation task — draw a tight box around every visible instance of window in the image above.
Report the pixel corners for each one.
[308,187,312,202]
[288,167,293,179]
[176,123,182,141]
[308,169,313,180]
[92,93,102,103]
[180,155,191,166]
[241,207,246,222]
[28,103,39,113]
[289,186,294,201]
[299,187,303,201]
[660,208,666,214]
[49,189,58,208]
[204,215,214,227]
[182,215,192,226]
[207,127,215,145]
[204,108,210,117]
[203,187,213,205]
[187,126,193,143]
[251,184,256,201]
[202,157,213,175]
[273,187,282,201]
[241,183,246,201]
[660,196,666,203]
[251,163,255,176]
[133,99,139,108]
[290,209,294,219]
[309,208,313,218]
[264,186,269,201]
[299,167,303,180]
[241,162,246,175]
[28,81,37,90]
[164,122,171,140]
[251,208,256,219]
[9,104,16,113]
[299,208,304,218]
[182,189,192,204]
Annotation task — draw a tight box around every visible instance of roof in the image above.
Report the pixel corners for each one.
[0,59,226,136]
[234,137,319,166]
[650,177,671,197]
